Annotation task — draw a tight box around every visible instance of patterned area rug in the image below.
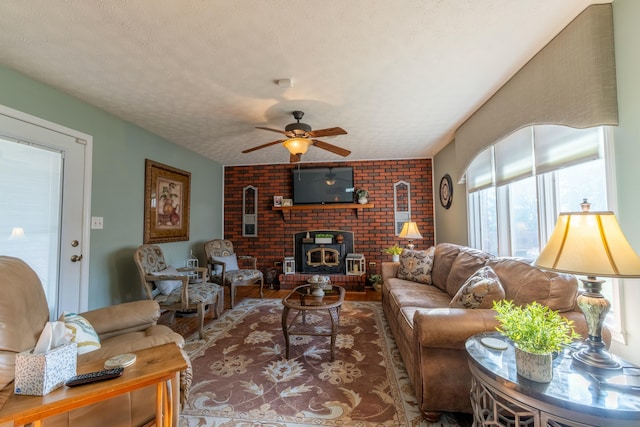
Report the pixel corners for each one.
[180,299,463,427]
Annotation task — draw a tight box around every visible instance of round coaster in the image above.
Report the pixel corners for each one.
[104,353,137,369]
[481,337,508,350]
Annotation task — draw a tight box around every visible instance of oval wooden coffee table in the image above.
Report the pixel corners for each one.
[281,284,345,361]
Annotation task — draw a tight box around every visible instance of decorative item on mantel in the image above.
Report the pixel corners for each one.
[383,244,403,262]
[493,300,580,382]
[284,257,295,275]
[315,233,334,244]
[534,198,640,374]
[346,253,366,276]
[355,188,368,204]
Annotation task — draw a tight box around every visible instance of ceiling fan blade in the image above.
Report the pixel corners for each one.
[241,139,283,153]
[312,139,351,157]
[290,153,301,163]
[307,127,347,138]
[255,126,288,135]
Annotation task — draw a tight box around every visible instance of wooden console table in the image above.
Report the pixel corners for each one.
[466,332,640,427]
[0,342,187,427]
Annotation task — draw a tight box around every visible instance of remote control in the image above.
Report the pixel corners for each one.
[64,367,124,387]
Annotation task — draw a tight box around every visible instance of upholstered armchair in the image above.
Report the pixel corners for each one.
[204,239,264,308]
[0,255,191,426]
[134,244,223,339]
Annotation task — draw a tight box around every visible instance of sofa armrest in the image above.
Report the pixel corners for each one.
[381,261,400,281]
[413,308,501,350]
[413,307,600,350]
[81,300,161,340]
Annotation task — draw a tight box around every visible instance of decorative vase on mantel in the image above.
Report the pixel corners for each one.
[514,346,553,383]
[358,197,368,204]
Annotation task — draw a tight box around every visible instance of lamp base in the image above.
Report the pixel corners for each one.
[572,276,622,374]
[572,341,622,374]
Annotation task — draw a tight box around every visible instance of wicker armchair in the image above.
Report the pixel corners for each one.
[204,239,264,308]
[134,244,223,339]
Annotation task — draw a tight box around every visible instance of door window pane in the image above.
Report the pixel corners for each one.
[0,138,62,314]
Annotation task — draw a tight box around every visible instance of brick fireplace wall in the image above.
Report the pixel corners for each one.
[223,159,434,279]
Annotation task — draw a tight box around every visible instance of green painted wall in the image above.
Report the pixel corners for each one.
[0,65,223,310]
[609,0,640,364]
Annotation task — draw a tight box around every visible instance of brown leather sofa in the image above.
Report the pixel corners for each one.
[0,256,192,427]
[381,243,592,422]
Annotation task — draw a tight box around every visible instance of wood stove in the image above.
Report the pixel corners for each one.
[293,230,354,275]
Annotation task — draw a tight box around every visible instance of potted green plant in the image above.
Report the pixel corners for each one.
[383,243,403,262]
[355,188,369,204]
[493,300,580,382]
[314,233,334,244]
[369,273,383,291]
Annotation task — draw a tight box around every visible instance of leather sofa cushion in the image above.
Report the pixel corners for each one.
[431,243,464,292]
[487,257,579,312]
[445,247,493,297]
[383,278,451,322]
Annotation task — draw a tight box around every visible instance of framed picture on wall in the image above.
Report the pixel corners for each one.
[144,159,191,243]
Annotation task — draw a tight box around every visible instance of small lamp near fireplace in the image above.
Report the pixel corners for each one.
[534,199,640,373]
[399,221,423,250]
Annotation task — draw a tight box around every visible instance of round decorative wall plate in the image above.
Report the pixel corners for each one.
[439,174,453,209]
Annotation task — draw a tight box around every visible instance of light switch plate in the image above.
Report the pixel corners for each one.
[91,217,104,229]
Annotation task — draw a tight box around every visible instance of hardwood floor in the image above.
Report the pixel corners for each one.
[159,284,382,338]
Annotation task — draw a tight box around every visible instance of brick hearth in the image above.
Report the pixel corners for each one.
[279,273,367,292]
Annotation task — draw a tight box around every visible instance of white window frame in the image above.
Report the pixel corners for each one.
[466,126,624,344]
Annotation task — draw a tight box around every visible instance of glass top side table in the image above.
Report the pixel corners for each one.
[466,332,640,427]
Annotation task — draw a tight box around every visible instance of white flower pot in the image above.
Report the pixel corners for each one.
[392,254,400,262]
[358,197,368,204]
[515,346,553,383]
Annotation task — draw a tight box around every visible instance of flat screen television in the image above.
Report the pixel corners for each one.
[292,167,354,204]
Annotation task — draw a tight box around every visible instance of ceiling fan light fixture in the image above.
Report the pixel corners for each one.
[283,138,310,155]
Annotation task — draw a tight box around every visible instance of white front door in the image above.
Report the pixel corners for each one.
[0,106,92,317]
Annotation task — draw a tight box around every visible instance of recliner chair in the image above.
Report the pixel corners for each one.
[0,255,191,426]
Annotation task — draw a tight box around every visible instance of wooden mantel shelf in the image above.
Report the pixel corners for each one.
[273,203,374,220]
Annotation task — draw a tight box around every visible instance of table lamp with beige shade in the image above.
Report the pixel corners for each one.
[398,221,423,250]
[534,199,640,373]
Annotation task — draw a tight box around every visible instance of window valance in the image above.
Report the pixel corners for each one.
[455,4,617,183]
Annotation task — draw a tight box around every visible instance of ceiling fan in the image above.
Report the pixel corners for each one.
[242,111,350,162]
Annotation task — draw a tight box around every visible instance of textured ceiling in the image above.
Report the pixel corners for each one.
[0,0,604,166]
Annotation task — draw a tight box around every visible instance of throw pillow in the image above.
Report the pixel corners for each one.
[150,265,185,295]
[60,312,101,355]
[397,247,435,285]
[211,254,240,274]
[449,266,505,309]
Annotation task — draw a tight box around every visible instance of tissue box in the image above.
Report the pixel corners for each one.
[14,342,77,396]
